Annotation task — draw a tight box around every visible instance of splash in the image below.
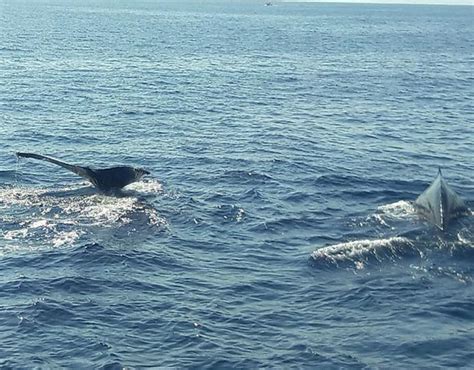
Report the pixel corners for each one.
[377,200,416,219]
[0,183,166,254]
[368,200,417,228]
[124,179,163,194]
[311,237,415,269]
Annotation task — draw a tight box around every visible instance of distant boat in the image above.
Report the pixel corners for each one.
[415,168,469,231]
[265,2,273,6]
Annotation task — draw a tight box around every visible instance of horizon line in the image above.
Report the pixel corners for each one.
[280,0,474,6]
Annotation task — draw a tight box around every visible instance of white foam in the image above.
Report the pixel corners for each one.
[30,219,50,228]
[4,228,29,240]
[370,213,390,228]
[4,218,54,239]
[0,184,167,252]
[52,230,83,248]
[125,179,163,194]
[146,206,168,227]
[235,208,245,223]
[312,236,413,266]
[0,186,41,208]
[377,200,417,219]
[0,244,34,257]
[69,195,138,226]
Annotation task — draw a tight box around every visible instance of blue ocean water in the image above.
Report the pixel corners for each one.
[1,0,473,368]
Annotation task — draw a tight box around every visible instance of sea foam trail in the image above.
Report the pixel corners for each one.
[311,237,416,269]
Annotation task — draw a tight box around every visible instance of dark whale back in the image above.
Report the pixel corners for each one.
[91,167,141,191]
[415,169,468,230]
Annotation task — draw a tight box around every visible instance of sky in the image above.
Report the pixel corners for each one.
[282,0,474,5]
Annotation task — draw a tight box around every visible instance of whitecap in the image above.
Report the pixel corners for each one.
[311,236,415,268]
[4,228,29,240]
[375,200,417,222]
[52,230,83,248]
[377,200,416,216]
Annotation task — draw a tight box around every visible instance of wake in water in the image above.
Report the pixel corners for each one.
[311,200,473,273]
[0,180,167,256]
[312,237,417,270]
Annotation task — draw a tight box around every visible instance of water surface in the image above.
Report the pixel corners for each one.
[1,1,473,368]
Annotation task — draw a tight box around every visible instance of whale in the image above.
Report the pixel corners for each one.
[415,169,469,231]
[16,152,150,192]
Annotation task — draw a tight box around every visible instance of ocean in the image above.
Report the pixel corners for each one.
[0,0,473,368]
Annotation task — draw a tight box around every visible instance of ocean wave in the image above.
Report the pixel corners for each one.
[311,237,416,269]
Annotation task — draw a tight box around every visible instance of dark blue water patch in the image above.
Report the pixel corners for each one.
[435,300,474,321]
[315,173,427,192]
[393,336,474,368]
[1,274,175,308]
[220,169,275,185]
[282,190,324,204]
[2,277,48,297]
[450,242,474,261]
[8,306,130,367]
[238,187,270,203]
[64,243,182,270]
[100,362,126,370]
[17,298,79,328]
[222,279,299,301]
[0,241,180,274]
[268,349,366,370]
[257,214,326,233]
[0,170,18,180]
[44,276,107,295]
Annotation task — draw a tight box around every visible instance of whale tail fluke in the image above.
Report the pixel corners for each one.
[16,152,95,183]
[16,152,150,192]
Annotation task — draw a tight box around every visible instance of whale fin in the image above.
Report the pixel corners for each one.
[415,169,468,230]
[16,152,95,183]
